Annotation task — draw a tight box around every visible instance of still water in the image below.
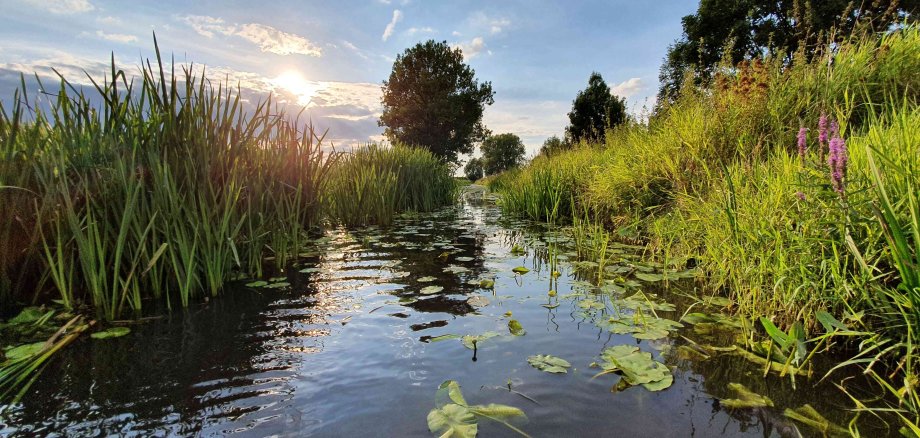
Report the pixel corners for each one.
[0,188,885,437]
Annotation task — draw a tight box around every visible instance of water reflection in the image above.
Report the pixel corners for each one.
[0,188,895,437]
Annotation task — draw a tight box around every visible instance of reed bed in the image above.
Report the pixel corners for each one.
[488,26,920,426]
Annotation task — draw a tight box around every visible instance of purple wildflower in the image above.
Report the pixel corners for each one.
[797,126,808,159]
[827,134,848,194]
[796,191,806,201]
[818,113,829,147]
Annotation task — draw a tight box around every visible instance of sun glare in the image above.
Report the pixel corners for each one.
[272,69,325,106]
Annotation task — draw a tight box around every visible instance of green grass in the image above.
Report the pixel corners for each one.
[0,38,454,321]
[488,26,920,427]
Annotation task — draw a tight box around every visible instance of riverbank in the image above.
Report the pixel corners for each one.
[487,27,919,431]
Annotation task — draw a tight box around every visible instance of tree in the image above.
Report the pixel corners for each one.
[481,133,525,176]
[657,0,917,105]
[464,157,484,181]
[538,135,567,157]
[379,40,495,164]
[565,72,627,144]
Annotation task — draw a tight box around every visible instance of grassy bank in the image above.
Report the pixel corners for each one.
[488,27,919,427]
[0,42,455,322]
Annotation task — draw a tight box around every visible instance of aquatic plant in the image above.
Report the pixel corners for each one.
[427,380,529,437]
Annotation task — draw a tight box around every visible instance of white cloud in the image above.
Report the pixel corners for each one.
[469,12,511,35]
[382,10,403,41]
[453,37,486,59]
[611,77,644,98]
[406,26,435,36]
[25,0,93,14]
[451,31,462,37]
[94,30,137,43]
[179,15,322,57]
[96,16,122,25]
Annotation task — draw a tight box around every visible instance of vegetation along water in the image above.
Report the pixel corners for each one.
[0,1,918,437]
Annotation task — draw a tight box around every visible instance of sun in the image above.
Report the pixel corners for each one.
[272,70,325,107]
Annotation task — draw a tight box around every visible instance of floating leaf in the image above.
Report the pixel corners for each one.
[703,296,733,307]
[598,345,673,391]
[541,303,560,309]
[444,265,470,274]
[245,280,268,288]
[508,319,526,336]
[420,286,444,295]
[3,342,45,361]
[298,267,322,274]
[512,266,530,275]
[479,279,495,289]
[467,296,490,307]
[428,403,478,438]
[418,276,438,283]
[90,326,131,340]
[527,354,571,374]
[264,282,290,289]
[461,332,500,349]
[427,334,461,343]
[455,257,474,262]
[634,272,664,282]
[8,307,44,325]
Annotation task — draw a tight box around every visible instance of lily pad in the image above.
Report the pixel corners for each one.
[420,286,444,295]
[527,354,571,374]
[598,345,673,391]
[466,295,490,307]
[244,280,268,288]
[508,319,526,336]
[541,303,560,309]
[264,282,290,289]
[479,279,495,289]
[428,380,527,438]
[418,276,438,283]
[444,265,470,274]
[3,342,45,361]
[8,307,44,325]
[298,267,322,273]
[634,272,664,282]
[461,331,500,349]
[455,257,474,262]
[428,403,478,438]
[512,266,530,275]
[90,326,131,340]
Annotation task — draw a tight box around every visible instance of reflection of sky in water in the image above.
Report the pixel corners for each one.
[0,189,883,437]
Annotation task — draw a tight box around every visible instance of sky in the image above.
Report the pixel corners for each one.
[0,0,697,158]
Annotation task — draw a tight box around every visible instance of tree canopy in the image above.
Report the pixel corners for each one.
[481,133,526,176]
[463,157,484,181]
[538,135,567,157]
[565,72,627,144]
[379,40,495,164]
[657,0,917,105]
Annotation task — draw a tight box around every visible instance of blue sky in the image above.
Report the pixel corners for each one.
[0,0,696,156]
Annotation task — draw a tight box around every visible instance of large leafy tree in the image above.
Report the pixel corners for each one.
[464,157,484,181]
[379,40,495,164]
[565,72,627,143]
[538,135,567,157]
[657,0,917,105]
[481,133,525,176]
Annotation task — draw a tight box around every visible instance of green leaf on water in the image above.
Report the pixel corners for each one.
[418,276,438,283]
[299,267,321,273]
[420,286,444,295]
[245,280,268,287]
[467,295,490,307]
[455,257,474,262]
[3,342,46,361]
[90,326,131,340]
[427,334,461,343]
[437,379,469,406]
[598,345,673,391]
[783,404,849,436]
[264,282,290,289]
[816,311,849,333]
[527,354,571,374]
[428,403,478,438]
[479,279,495,289]
[444,265,470,274]
[8,307,44,325]
[512,266,530,275]
[703,296,733,307]
[508,319,526,336]
[461,331,500,349]
[634,272,664,282]
[541,303,560,309]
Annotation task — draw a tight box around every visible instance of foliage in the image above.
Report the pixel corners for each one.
[379,40,495,164]
[489,26,920,425]
[427,380,529,437]
[538,135,568,157]
[657,0,915,104]
[565,72,627,143]
[464,158,484,181]
[481,133,525,176]
[324,144,457,227]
